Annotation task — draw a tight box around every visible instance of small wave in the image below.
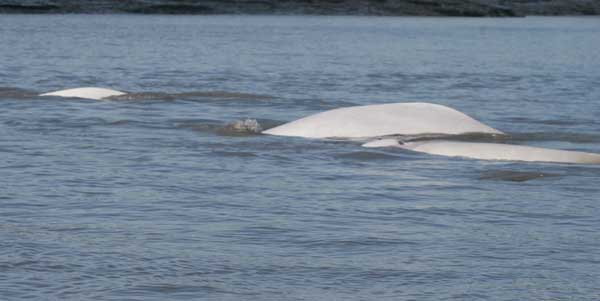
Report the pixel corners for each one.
[479,170,561,182]
[0,4,60,13]
[106,91,274,101]
[0,87,38,99]
[335,151,403,161]
[504,116,589,127]
[173,119,223,133]
[108,120,132,126]
[181,91,274,100]
[211,151,257,158]
[509,132,600,144]
[125,4,214,14]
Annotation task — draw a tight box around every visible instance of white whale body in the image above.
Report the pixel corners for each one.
[363,139,600,164]
[40,87,126,100]
[265,102,600,164]
[263,103,503,138]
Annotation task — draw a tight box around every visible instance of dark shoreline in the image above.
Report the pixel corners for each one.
[1,0,599,16]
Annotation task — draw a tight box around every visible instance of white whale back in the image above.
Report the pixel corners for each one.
[40,87,126,100]
[263,103,503,138]
[363,139,600,164]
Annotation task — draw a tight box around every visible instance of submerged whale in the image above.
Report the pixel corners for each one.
[363,139,600,164]
[39,87,126,100]
[263,103,503,138]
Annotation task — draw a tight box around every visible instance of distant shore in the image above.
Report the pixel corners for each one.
[1,0,599,16]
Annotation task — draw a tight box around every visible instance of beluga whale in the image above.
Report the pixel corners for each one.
[262,102,503,138]
[39,87,126,100]
[362,139,600,164]
[264,102,600,164]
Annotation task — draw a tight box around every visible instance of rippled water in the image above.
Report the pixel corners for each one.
[1,15,600,300]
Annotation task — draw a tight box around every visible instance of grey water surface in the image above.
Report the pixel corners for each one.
[1,15,600,300]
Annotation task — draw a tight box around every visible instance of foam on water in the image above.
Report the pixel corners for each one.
[218,118,264,136]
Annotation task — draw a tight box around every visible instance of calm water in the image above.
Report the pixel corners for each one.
[1,15,600,300]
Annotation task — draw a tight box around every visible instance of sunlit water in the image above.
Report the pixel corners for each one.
[1,15,600,300]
